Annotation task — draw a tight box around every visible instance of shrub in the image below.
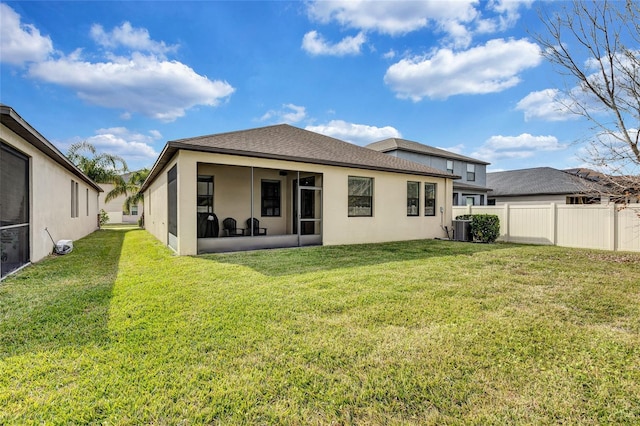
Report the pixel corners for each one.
[99,209,109,227]
[470,214,500,243]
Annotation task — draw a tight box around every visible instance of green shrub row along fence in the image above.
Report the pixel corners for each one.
[452,203,640,252]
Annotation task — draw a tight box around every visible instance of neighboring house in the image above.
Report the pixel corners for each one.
[1,105,102,279]
[565,168,639,204]
[366,138,490,206]
[99,172,142,224]
[487,167,606,205]
[140,124,457,255]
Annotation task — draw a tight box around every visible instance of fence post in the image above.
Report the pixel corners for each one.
[550,203,557,246]
[610,204,617,251]
[503,203,510,242]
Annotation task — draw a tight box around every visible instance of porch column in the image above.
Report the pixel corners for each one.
[176,152,198,255]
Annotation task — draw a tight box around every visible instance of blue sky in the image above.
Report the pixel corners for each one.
[1,1,596,172]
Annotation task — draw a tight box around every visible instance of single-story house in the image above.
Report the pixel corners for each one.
[1,105,102,279]
[487,167,606,205]
[366,138,491,206]
[140,124,458,255]
[565,168,639,204]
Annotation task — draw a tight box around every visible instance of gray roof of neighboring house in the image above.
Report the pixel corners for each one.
[142,124,459,191]
[0,105,103,192]
[487,167,603,197]
[366,138,490,165]
[453,181,491,192]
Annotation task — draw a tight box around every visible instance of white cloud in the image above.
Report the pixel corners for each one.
[472,133,566,162]
[0,3,53,65]
[83,127,160,167]
[306,120,401,145]
[305,0,533,48]
[479,0,535,33]
[383,49,396,59]
[302,30,366,56]
[515,89,579,121]
[306,0,477,38]
[28,52,235,122]
[260,104,307,123]
[384,38,542,101]
[3,12,235,121]
[90,22,178,57]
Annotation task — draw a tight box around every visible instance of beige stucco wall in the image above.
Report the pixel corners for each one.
[144,150,453,255]
[144,154,173,249]
[1,123,100,264]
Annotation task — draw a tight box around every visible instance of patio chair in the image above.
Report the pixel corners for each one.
[246,218,267,236]
[222,217,245,237]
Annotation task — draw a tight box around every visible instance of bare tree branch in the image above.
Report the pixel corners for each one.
[535,0,640,205]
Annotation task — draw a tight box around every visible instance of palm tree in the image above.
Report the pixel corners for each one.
[67,141,128,183]
[105,168,150,214]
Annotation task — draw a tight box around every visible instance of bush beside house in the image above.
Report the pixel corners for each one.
[455,214,500,243]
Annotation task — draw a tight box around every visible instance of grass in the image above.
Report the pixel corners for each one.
[1,229,639,424]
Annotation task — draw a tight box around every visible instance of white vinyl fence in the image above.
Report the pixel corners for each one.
[452,203,640,252]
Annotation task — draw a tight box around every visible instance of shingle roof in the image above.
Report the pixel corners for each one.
[0,105,102,192]
[453,181,491,192]
[487,167,602,197]
[366,138,490,165]
[142,124,458,191]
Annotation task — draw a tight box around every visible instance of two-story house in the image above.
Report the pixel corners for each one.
[367,138,490,206]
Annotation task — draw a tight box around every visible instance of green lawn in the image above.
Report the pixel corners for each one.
[1,229,639,424]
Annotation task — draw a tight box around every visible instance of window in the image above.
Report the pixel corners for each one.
[86,188,89,216]
[466,164,476,181]
[197,175,214,213]
[465,196,475,206]
[446,160,454,174]
[76,182,79,217]
[348,176,373,217]
[130,205,138,216]
[407,181,419,216]
[168,165,177,237]
[261,180,281,216]
[488,199,496,206]
[424,183,436,216]
[70,180,79,218]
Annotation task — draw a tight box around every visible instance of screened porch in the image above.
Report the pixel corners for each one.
[195,163,323,253]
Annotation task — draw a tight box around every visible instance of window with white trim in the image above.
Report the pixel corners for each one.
[466,164,476,181]
[407,181,419,216]
[424,183,436,216]
[446,160,454,174]
[71,180,79,218]
[348,176,373,217]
